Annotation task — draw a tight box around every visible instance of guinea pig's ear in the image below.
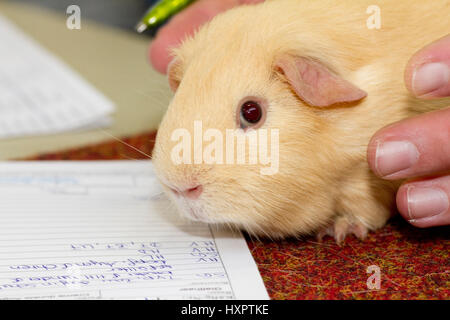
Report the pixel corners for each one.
[274,55,367,107]
[167,58,183,92]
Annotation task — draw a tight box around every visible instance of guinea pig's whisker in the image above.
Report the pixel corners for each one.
[118,153,142,161]
[246,230,261,243]
[99,129,152,159]
[154,196,176,214]
[132,89,169,112]
[163,200,176,212]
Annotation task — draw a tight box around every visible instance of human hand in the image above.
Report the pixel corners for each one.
[149,0,264,74]
[367,35,450,228]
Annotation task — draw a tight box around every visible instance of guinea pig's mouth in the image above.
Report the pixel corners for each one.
[157,179,216,223]
[173,196,211,223]
[186,206,208,222]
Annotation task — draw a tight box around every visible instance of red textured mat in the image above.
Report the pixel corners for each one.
[29,131,449,300]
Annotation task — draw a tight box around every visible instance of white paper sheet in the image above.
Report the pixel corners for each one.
[0,161,268,300]
[0,15,115,139]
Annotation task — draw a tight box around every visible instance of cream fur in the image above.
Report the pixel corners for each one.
[152,0,450,240]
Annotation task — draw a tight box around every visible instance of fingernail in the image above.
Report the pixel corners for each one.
[407,186,449,221]
[412,62,450,96]
[375,141,419,177]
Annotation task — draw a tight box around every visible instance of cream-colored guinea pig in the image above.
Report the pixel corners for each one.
[152,0,450,243]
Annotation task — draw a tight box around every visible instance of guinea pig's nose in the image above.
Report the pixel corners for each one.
[170,185,203,200]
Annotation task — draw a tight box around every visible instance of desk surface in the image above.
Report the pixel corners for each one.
[31,131,450,300]
[0,1,171,160]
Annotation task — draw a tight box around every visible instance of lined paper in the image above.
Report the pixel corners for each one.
[0,15,115,139]
[0,161,268,300]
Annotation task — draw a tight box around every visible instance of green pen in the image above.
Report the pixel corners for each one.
[135,0,197,33]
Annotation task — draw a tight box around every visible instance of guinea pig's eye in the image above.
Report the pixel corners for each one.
[239,100,264,129]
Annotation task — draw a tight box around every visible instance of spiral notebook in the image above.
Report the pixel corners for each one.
[0,161,268,300]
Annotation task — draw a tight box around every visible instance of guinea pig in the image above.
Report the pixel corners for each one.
[152,0,450,243]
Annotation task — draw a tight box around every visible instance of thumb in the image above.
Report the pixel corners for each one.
[404,34,450,99]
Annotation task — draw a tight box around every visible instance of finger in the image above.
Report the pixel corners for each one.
[149,0,264,74]
[396,174,450,227]
[404,34,450,98]
[367,106,450,179]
